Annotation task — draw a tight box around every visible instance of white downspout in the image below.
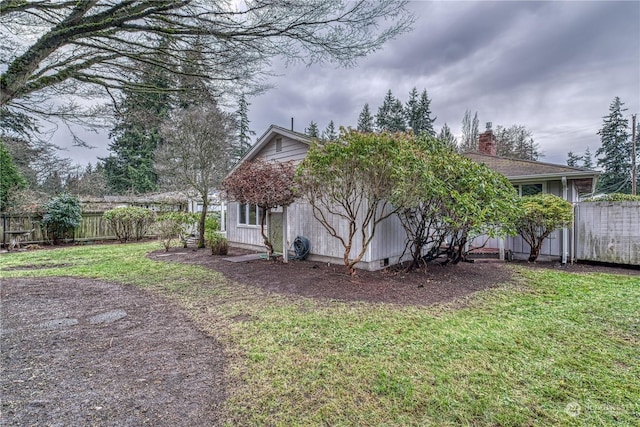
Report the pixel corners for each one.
[561,176,568,265]
[282,205,288,263]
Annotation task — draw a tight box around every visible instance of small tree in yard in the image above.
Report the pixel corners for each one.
[516,194,573,262]
[222,158,297,258]
[156,103,235,248]
[296,130,402,275]
[41,193,82,244]
[156,212,199,251]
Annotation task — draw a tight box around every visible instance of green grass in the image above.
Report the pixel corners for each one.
[2,244,639,426]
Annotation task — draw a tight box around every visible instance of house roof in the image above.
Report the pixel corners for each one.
[463,152,600,181]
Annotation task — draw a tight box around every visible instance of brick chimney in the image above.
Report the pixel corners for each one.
[478,122,496,156]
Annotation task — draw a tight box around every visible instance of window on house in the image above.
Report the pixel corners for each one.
[238,203,260,226]
[275,137,282,153]
[514,183,544,196]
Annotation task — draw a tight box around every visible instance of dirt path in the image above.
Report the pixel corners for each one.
[1,277,226,426]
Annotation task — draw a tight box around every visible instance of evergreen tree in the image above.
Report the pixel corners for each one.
[305,121,320,137]
[357,104,374,132]
[236,93,255,160]
[0,141,27,211]
[405,87,420,133]
[567,151,581,167]
[376,90,406,132]
[493,124,540,160]
[437,123,457,150]
[388,99,406,132]
[406,88,436,136]
[596,97,632,193]
[459,110,479,152]
[582,147,594,169]
[103,42,174,194]
[323,120,338,141]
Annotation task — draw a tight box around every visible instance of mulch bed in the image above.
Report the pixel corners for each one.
[149,246,640,306]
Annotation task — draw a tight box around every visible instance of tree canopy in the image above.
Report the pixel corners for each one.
[222,158,297,257]
[1,0,411,134]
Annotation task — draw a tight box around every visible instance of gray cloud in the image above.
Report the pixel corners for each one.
[248,1,639,165]
[53,1,639,167]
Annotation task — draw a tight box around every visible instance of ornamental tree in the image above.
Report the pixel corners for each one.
[296,130,403,275]
[222,158,297,258]
[516,194,573,262]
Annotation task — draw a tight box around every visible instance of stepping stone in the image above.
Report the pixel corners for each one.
[39,318,79,329]
[89,309,127,324]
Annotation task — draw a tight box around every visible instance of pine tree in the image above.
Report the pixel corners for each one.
[582,147,594,169]
[388,99,406,132]
[103,50,173,194]
[459,110,479,152]
[357,104,374,132]
[567,151,581,167]
[305,121,320,137]
[376,90,406,132]
[596,97,632,193]
[405,87,420,133]
[437,123,457,150]
[405,87,435,135]
[0,141,27,211]
[323,120,338,141]
[236,94,255,161]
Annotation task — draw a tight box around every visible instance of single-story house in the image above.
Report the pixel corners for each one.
[224,124,599,269]
[464,128,599,263]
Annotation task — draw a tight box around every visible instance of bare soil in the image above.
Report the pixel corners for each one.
[1,277,225,426]
[2,245,638,426]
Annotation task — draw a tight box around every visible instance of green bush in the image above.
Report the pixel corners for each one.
[103,207,156,243]
[205,229,228,255]
[157,212,199,248]
[516,194,573,262]
[583,193,640,202]
[41,193,83,244]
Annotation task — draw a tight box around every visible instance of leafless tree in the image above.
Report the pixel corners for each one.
[155,103,235,248]
[1,0,412,131]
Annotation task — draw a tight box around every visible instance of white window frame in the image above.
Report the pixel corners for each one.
[237,202,261,227]
[514,182,546,197]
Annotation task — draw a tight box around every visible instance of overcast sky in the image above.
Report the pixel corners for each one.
[62,0,639,167]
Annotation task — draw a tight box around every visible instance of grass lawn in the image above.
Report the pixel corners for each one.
[2,243,638,426]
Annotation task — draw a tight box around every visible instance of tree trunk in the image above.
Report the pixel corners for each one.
[260,207,273,258]
[528,242,541,262]
[198,200,207,249]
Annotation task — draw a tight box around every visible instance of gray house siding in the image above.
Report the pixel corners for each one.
[257,135,309,163]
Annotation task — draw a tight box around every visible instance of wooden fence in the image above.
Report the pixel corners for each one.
[574,201,640,266]
[2,212,121,246]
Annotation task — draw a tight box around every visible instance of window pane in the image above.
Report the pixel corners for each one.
[248,204,257,225]
[239,203,247,224]
[522,184,543,196]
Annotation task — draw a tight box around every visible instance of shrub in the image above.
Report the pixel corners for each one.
[41,193,83,244]
[205,229,228,255]
[155,217,185,252]
[157,212,199,248]
[515,194,573,262]
[583,193,640,202]
[103,207,156,243]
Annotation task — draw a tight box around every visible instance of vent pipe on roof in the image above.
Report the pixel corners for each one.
[291,117,294,131]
